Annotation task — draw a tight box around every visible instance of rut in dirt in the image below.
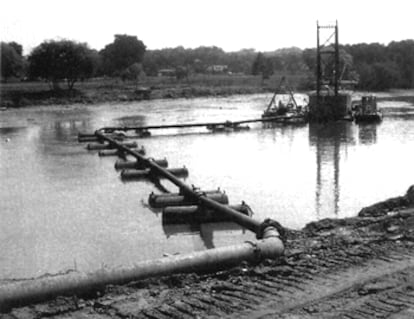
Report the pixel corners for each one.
[5,188,414,319]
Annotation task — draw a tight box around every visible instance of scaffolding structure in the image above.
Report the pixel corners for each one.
[316,20,340,99]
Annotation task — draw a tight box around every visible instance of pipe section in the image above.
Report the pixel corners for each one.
[114,159,168,170]
[0,234,283,312]
[149,192,228,208]
[86,141,138,150]
[99,147,145,157]
[121,167,189,181]
[162,203,252,224]
[94,132,266,236]
[152,189,222,198]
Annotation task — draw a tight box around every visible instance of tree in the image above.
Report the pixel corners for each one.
[251,52,274,80]
[1,42,24,81]
[8,42,23,56]
[100,34,146,76]
[28,40,94,90]
[357,62,400,90]
[387,40,414,88]
[120,62,145,82]
[175,66,189,80]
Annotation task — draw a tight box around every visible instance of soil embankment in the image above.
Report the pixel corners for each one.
[0,77,274,108]
[3,186,414,318]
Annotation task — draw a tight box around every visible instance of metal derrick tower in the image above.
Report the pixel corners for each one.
[316,20,340,100]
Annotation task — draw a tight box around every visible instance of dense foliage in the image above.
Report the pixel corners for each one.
[345,40,414,90]
[100,35,146,76]
[28,40,95,89]
[2,35,414,92]
[1,42,24,81]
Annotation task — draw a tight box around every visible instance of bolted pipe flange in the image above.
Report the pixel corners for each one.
[257,218,286,242]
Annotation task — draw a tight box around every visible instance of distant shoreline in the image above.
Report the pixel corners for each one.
[0,77,275,108]
[0,74,308,108]
[2,76,414,109]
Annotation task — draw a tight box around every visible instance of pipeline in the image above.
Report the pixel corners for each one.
[151,189,222,198]
[98,147,145,157]
[94,131,263,236]
[86,141,138,151]
[149,192,228,208]
[121,167,189,181]
[114,158,168,170]
[0,129,286,312]
[78,132,126,143]
[97,115,305,133]
[0,229,283,312]
[162,203,252,224]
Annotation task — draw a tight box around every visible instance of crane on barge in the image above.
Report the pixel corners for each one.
[261,77,309,124]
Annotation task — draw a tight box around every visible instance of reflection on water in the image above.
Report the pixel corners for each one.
[358,124,378,145]
[309,122,357,218]
[1,95,414,280]
[163,222,246,250]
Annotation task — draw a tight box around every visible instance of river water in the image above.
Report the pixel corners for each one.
[1,93,414,280]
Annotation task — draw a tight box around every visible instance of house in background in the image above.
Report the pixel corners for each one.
[206,65,228,74]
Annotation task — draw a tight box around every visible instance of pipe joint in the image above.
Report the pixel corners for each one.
[245,241,261,261]
[257,218,286,242]
[245,236,284,261]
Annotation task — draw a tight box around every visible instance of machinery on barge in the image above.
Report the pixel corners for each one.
[262,78,309,124]
[352,94,383,123]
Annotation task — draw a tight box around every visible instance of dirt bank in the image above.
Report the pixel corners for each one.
[0,77,276,108]
[0,85,269,108]
[3,186,414,318]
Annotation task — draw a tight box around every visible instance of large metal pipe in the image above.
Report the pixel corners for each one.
[87,141,138,150]
[0,234,283,312]
[153,189,222,198]
[94,132,264,236]
[79,133,124,143]
[114,158,168,170]
[200,196,262,234]
[149,192,228,208]
[162,203,251,224]
[98,147,145,157]
[98,115,305,133]
[78,136,99,142]
[121,167,189,181]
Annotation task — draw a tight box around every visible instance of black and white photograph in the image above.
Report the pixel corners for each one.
[1,0,414,317]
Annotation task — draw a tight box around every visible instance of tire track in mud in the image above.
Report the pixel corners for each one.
[6,210,414,319]
[248,252,414,319]
[8,241,414,319]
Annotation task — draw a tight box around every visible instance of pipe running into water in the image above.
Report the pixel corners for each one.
[0,130,286,312]
[95,131,263,235]
[0,230,283,312]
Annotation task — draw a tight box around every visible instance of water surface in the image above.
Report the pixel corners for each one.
[1,93,414,279]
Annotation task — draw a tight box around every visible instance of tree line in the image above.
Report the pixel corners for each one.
[1,35,414,91]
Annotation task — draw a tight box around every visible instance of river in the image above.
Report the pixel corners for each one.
[1,92,414,280]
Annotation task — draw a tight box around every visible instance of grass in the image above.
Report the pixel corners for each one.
[0,73,309,108]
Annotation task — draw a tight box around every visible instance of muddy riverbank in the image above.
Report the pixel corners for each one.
[0,78,273,108]
[3,185,414,318]
[2,79,414,110]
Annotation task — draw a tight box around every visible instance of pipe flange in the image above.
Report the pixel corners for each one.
[245,240,261,261]
[257,218,286,242]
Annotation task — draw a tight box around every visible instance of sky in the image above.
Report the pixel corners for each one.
[1,0,414,55]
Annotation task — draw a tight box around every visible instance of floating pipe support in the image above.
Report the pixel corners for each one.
[153,189,222,198]
[87,141,138,151]
[121,167,189,181]
[99,147,145,157]
[149,192,228,208]
[0,129,286,312]
[97,115,305,134]
[162,203,252,224]
[115,158,168,170]
[94,131,271,237]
